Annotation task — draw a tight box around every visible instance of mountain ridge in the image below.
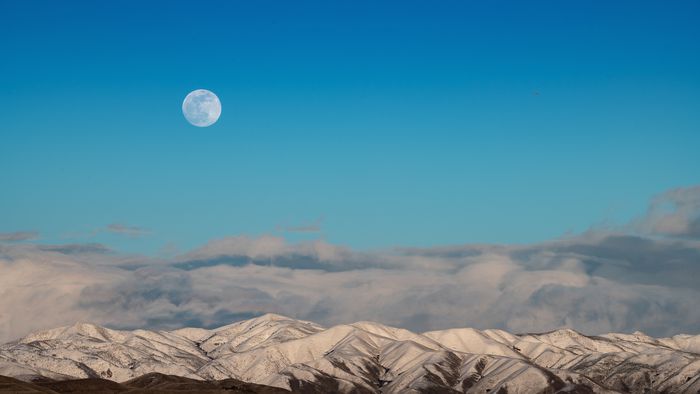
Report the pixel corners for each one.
[1,313,698,393]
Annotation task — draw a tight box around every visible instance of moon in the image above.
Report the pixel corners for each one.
[182,89,221,127]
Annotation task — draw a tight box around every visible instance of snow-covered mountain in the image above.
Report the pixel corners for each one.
[1,314,698,393]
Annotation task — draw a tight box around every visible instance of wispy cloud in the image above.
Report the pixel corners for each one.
[635,185,700,239]
[62,223,152,240]
[105,223,151,238]
[279,217,323,233]
[39,243,112,255]
[0,231,38,242]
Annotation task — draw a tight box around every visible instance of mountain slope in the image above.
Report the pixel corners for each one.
[1,314,698,393]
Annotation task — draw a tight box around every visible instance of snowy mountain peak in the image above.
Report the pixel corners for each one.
[254,312,304,322]
[18,321,126,344]
[1,316,698,393]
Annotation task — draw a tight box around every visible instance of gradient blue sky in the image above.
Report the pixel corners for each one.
[1,1,699,254]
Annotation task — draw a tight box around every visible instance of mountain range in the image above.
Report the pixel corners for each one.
[1,314,698,393]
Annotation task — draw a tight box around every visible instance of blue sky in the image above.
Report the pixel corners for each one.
[1,1,699,254]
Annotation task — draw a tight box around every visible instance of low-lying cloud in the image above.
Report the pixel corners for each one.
[0,231,38,242]
[1,186,699,343]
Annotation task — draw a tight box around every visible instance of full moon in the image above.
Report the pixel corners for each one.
[182,89,221,127]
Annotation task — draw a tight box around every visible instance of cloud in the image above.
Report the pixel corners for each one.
[2,233,698,343]
[0,231,38,242]
[0,244,127,342]
[61,223,152,240]
[105,223,151,238]
[171,235,386,272]
[39,243,113,255]
[636,185,700,239]
[280,217,323,233]
[1,186,699,343]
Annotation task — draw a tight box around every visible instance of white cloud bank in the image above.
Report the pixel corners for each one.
[1,186,699,343]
